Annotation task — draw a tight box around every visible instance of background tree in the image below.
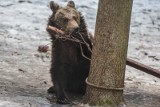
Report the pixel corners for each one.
[84,0,133,106]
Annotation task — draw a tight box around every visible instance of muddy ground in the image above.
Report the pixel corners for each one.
[0,0,160,107]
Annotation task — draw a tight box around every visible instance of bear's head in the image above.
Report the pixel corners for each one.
[48,1,80,34]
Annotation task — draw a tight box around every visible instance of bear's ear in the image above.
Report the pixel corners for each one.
[67,1,75,8]
[50,1,60,14]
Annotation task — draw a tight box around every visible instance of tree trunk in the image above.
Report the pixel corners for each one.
[84,0,133,106]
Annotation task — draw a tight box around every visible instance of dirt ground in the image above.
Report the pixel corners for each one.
[0,0,160,107]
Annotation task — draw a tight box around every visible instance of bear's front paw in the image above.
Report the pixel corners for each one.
[47,86,55,94]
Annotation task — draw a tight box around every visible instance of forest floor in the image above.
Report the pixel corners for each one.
[0,0,160,107]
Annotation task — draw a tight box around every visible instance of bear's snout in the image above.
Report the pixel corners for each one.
[66,19,79,33]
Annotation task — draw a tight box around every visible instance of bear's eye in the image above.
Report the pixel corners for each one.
[63,18,69,23]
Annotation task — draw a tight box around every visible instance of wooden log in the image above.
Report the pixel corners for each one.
[126,58,160,78]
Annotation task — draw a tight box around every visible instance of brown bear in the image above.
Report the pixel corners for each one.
[47,1,92,104]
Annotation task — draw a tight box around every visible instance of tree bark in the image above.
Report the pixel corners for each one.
[84,0,133,106]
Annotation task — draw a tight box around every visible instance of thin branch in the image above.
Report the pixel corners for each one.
[80,43,91,61]
[78,33,92,52]
[59,36,85,44]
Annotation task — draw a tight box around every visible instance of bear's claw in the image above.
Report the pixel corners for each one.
[57,98,70,104]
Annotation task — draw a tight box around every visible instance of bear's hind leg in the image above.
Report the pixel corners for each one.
[54,82,70,104]
[51,66,70,104]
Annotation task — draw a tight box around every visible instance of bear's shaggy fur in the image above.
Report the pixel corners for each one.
[47,1,92,104]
